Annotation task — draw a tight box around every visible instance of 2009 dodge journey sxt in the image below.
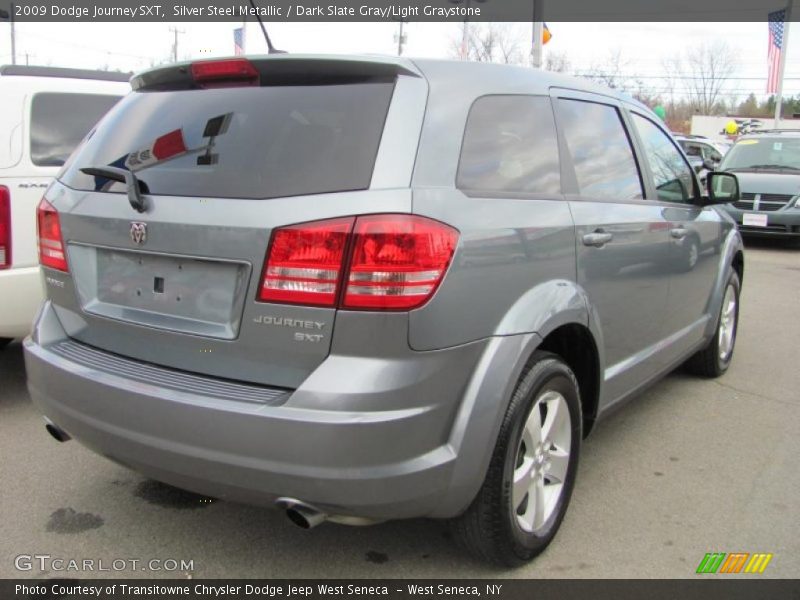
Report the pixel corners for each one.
[25,55,744,566]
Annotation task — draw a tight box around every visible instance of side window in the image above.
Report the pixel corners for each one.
[632,114,697,204]
[685,144,703,157]
[30,93,121,167]
[556,98,643,200]
[457,95,561,195]
[703,145,722,162]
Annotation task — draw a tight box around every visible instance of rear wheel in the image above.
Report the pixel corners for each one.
[686,271,740,377]
[452,351,582,566]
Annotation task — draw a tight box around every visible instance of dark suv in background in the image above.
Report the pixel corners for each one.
[25,56,743,566]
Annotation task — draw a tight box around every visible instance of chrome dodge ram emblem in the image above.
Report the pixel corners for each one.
[130,222,147,245]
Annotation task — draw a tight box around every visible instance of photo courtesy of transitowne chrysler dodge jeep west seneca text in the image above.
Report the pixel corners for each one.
[24,55,744,566]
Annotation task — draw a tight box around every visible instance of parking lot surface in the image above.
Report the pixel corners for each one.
[1,242,798,579]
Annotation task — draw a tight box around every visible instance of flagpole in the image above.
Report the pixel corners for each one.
[774,1,793,128]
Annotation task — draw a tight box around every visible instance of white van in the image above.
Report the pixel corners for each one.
[0,66,128,347]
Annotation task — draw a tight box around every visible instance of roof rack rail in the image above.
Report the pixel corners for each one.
[0,65,132,82]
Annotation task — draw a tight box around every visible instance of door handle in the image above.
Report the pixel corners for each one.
[582,231,614,247]
[670,227,688,240]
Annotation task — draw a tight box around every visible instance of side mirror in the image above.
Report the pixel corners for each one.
[703,158,718,171]
[705,171,740,204]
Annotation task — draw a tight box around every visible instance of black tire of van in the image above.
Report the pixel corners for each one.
[452,351,582,566]
[0,338,12,350]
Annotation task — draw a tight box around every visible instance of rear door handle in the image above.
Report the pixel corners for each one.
[671,227,688,240]
[582,231,614,247]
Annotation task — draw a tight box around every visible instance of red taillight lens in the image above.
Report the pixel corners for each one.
[190,59,259,88]
[258,217,354,307]
[0,186,10,269]
[258,215,458,311]
[343,215,458,310]
[37,198,68,272]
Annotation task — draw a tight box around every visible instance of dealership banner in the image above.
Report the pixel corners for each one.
[4,579,800,600]
[5,0,800,22]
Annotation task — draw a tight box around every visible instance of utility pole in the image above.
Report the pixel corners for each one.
[531,0,543,68]
[0,6,14,65]
[774,1,793,128]
[10,3,16,65]
[449,0,486,60]
[394,20,407,56]
[169,26,185,63]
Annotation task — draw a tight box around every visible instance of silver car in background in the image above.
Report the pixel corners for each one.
[24,55,744,565]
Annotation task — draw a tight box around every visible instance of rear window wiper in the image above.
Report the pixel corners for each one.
[80,166,148,213]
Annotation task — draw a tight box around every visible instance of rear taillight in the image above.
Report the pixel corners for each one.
[259,217,354,307]
[191,58,260,88]
[258,215,458,311]
[343,215,459,310]
[37,198,68,272]
[0,186,10,269]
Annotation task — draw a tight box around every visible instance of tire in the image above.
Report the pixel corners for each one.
[0,338,13,350]
[452,351,582,566]
[686,270,740,378]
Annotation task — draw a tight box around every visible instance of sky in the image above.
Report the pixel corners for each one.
[1,21,799,100]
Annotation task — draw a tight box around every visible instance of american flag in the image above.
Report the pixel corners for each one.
[234,27,245,56]
[767,9,786,94]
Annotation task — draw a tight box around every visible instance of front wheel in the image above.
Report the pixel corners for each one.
[686,271,740,377]
[452,351,582,566]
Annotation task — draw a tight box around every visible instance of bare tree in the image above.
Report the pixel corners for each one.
[679,41,738,115]
[449,23,527,65]
[544,50,571,73]
[579,49,632,90]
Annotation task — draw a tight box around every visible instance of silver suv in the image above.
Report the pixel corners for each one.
[24,56,744,566]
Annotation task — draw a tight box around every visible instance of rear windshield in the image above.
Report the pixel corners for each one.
[31,93,121,167]
[60,83,395,199]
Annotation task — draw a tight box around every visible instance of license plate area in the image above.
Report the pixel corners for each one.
[69,244,250,339]
[742,213,768,227]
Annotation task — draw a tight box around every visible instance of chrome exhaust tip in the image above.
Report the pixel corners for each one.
[44,419,71,443]
[276,497,327,529]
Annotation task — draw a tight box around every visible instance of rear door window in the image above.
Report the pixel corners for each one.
[556,98,643,200]
[631,114,697,204]
[30,93,121,167]
[457,95,561,195]
[60,83,395,199]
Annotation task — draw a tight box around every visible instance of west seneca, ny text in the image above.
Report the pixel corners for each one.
[17,583,504,598]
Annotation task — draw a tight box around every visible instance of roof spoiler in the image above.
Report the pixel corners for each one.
[0,65,132,83]
[131,57,419,91]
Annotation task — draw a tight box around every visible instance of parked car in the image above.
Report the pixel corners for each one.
[715,130,800,239]
[674,134,728,181]
[0,66,128,348]
[24,56,744,566]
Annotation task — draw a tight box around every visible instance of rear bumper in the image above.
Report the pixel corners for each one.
[0,266,44,338]
[24,301,511,520]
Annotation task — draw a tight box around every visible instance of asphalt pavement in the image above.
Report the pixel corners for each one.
[1,240,798,579]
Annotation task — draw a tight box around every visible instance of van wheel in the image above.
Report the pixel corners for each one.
[686,271,740,377]
[0,338,12,350]
[452,351,582,566]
